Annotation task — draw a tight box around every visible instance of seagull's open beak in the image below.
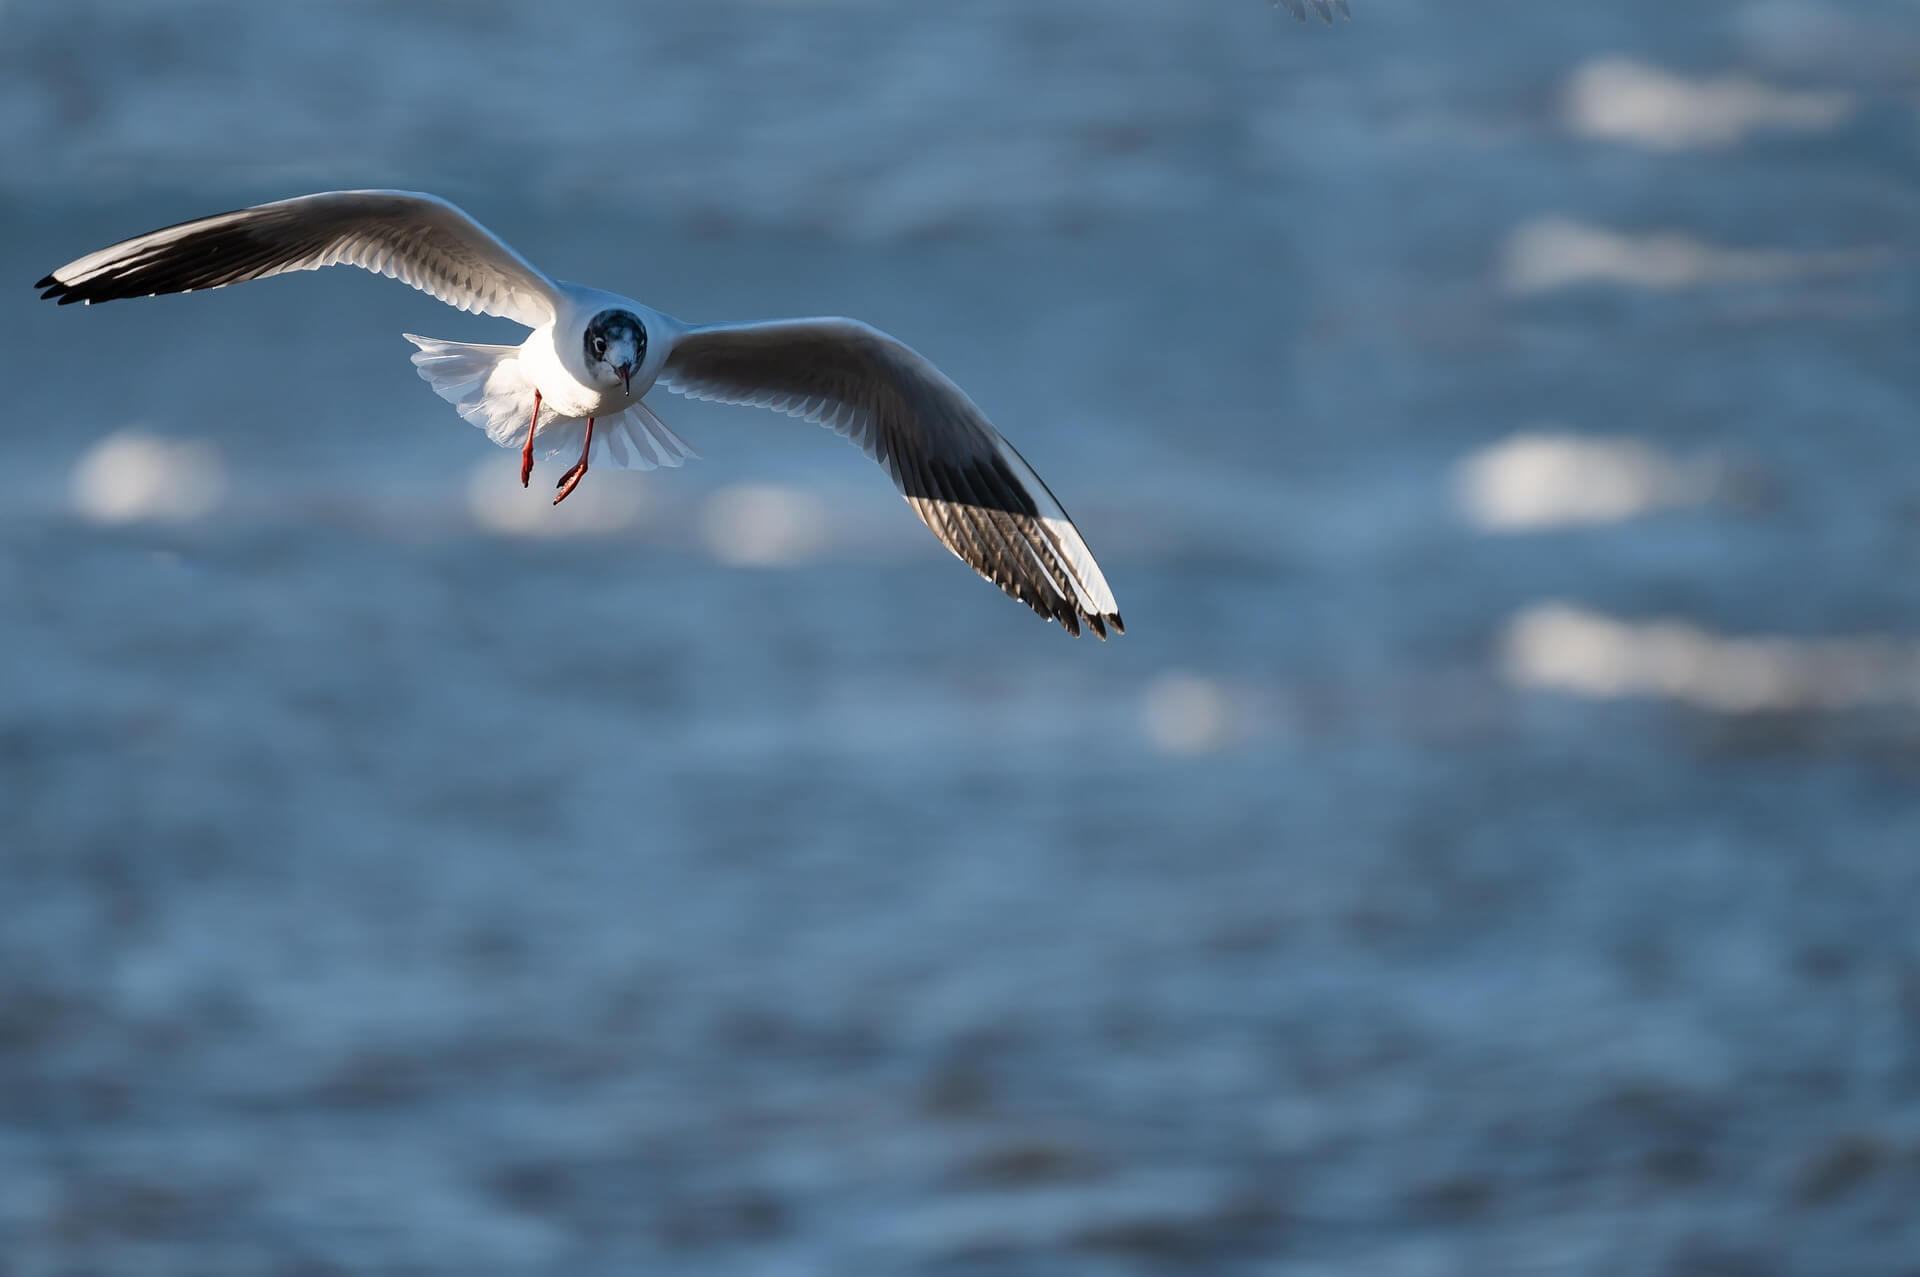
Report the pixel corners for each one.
[616,362,634,393]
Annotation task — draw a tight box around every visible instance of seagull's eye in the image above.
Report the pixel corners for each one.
[591,336,607,358]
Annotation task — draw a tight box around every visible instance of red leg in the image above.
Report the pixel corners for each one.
[519,388,542,487]
[553,417,594,505]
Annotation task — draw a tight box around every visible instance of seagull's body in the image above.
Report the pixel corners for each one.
[37,190,1121,637]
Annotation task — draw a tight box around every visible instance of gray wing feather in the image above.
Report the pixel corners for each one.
[660,318,1122,638]
[35,190,558,327]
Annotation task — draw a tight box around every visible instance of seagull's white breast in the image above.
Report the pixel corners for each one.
[518,289,673,421]
[516,324,607,419]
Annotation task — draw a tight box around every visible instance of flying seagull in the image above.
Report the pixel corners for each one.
[36,191,1122,638]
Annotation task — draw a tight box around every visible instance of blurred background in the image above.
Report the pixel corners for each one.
[3,1,1919,1272]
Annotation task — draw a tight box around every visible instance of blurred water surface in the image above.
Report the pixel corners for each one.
[3,1,1919,1273]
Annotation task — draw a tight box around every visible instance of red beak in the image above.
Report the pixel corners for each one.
[616,362,634,392]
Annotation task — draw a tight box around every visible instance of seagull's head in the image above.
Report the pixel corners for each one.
[584,309,647,394]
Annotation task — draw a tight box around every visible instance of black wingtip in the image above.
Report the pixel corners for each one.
[1054,609,1126,640]
[35,274,82,304]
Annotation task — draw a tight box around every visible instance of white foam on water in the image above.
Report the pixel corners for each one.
[1564,56,1853,150]
[700,483,830,567]
[463,455,646,538]
[1141,671,1239,754]
[1501,602,1920,713]
[1454,430,1714,533]
[70,427,225,524]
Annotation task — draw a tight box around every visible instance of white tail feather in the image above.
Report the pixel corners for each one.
[404,333,537,448]
[403,334,698,472]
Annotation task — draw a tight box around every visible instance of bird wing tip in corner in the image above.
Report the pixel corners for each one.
[1061,608,1126,640]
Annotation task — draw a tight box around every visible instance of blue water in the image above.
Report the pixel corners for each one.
[3,1,1919,1272]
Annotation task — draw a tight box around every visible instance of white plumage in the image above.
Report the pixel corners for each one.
[402,334,696,472]
[37,190,1122,637]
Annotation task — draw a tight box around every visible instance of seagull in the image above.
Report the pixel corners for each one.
[36,190,1122,638]
[1278,0,1350,22]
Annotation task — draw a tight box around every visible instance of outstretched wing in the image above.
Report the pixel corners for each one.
[35,190,559,328]
[660,318,1122,638]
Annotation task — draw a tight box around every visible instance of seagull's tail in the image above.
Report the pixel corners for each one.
[403,333,535,448]
[538,402,699,472]
[402,334,696,472]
